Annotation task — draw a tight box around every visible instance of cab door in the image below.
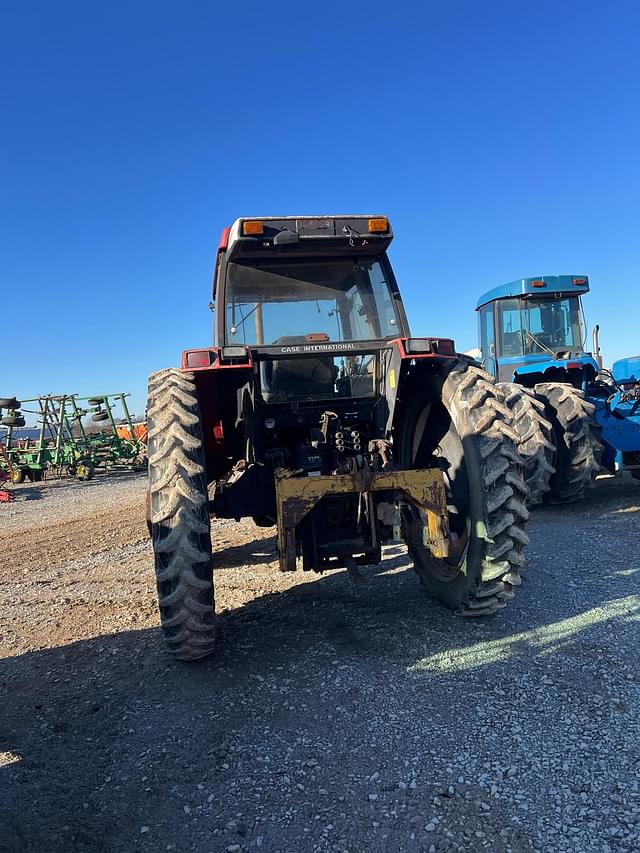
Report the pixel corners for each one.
[478,303,497,377]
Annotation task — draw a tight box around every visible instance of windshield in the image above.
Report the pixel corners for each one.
[497,295,584,357]
[224,258,401,345]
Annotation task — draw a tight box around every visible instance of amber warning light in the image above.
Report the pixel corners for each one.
[242,220,264,236]
[368,217,389,233]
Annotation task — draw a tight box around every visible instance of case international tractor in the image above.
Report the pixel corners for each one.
[148,216,529,660]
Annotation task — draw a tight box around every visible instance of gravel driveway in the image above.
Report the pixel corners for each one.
[1,473,639,852]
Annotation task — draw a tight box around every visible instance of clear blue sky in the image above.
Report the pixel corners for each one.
[2,1,639,417]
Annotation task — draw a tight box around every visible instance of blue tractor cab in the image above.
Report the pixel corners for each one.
[476,275,598,387]
[476,275,640,503]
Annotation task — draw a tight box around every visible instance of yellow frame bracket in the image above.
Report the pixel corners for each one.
[274,467,449,571]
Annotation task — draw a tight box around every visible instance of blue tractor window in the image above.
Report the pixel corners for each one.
[478,304,496,358]
[497,296,583,357]
[498,299,523,356]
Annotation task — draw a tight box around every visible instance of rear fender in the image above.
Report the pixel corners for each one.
[387,340,460,439]
[612,356,640,386]
[182,347,253,480]
[511,356,599,389]
[594,394,640,452]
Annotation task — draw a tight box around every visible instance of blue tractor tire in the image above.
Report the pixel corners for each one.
[500,384,555,506]
[535,382,603,504]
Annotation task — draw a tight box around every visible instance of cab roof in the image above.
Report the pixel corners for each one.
[223,215,393,261]
[476,275,590,310]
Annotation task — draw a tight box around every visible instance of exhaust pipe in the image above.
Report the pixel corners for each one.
[592,324,603,369]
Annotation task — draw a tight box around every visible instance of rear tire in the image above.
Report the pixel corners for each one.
[535,382,603,504]
[399,362,529,617]
[499,384,555,506]
[147,368,216,661]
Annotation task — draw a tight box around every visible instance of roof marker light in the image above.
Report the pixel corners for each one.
[531,280,546,288]
[242,220,264,236]
[368,217,389,233]
[572,277,588,286]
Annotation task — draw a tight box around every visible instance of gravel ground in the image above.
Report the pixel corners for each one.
[1,473,639,853]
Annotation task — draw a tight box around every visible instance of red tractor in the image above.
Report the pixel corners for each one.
[148,216,529,660]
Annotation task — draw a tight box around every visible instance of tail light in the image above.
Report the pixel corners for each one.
[220,345,249,360]
[435,338,456,355]
[404,337,456,356]
[185,350,213,368]
[405,338,433,354]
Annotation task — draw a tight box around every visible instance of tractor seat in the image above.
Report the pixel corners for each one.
[262,336,337,400]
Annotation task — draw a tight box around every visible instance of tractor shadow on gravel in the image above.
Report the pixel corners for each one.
[2,563,638,852]
[211,532,278,569]
[1,479,638,852]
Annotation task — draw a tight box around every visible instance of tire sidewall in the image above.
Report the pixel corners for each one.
[400,365,488,609]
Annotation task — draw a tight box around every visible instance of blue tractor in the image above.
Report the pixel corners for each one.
[476,275,640,504]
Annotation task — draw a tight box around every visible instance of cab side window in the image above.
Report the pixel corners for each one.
[498,299,523,356]
[479,304,495,359]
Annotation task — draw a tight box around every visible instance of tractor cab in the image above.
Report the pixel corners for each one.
[476,275,599,387]
[220,219,404,345]
[212,216,409,405]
